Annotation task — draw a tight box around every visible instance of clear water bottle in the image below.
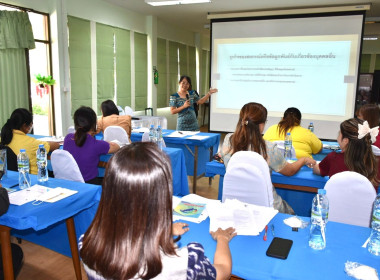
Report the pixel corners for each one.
[17,149,31,189]
[308,122,314,133]
[36,144,48,182]
[368,194,380,256]
[149,124,156,143]
[156,125,163,150]
[309,189,329,250]
[284,132,292,161]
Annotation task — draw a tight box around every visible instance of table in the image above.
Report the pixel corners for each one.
[131,129,220,193]
[205,161,329,216]
[99,147,189,196]
[178,213,380,280]
[0,171,101,280]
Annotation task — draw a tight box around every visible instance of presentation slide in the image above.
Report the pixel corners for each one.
[209,13,364,139]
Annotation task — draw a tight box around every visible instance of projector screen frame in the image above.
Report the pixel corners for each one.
[207,10,366,141]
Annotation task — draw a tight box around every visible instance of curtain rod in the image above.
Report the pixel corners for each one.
[0,1,35,12]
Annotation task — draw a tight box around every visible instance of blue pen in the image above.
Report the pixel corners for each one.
[271,224,275,236]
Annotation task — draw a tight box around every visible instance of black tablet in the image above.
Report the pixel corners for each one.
[266,237,293,260]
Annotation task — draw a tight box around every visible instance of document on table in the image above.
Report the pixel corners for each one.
[166,131,199,138]
[132,127,149,133]
[9,185,77,205]
[207,199,278,236]
[186,135,209,140]
[36,136,64,142]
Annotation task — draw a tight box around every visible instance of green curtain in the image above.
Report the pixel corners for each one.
[157,38,167,108]
[68,16,92,113]
[188,46,196,91]
[0,11,35,126]
[115,27,131,108]
[360,54,371,73]
[134,32,147,111]
[179,43,187,76]
[375,54,380,71]
[169,41,179,95]
[201,50,210,94]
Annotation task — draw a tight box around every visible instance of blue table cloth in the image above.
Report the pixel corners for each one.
[205,161,329,216]
[131,129,220,177]
[0,171,101,257]
[178,213,380,280]
[99,147,189,196]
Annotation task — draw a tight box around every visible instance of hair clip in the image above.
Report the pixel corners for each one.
[358,121,379,143]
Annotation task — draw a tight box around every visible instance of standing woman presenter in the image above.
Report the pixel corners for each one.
[170,75,217,131]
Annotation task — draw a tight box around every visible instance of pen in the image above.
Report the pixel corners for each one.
[46,193,65,201]
[263,225,268,241]
[271,224,275,237]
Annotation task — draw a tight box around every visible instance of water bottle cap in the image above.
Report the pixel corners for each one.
[150,124,154,128]
[318,189,326,195]
[287,132,291,135]
[39,144,44,148]
[310,122,313,125]
[20,149,26,152]
[158,125,161,128]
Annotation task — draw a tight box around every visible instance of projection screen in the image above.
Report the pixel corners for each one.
[209,11,365,139]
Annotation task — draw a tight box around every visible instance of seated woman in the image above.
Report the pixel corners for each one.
[357,104,380,148]
[64,106,120,185]
[313,118,379,192]
[0,108,60,175]
[80,142,236,280]
[96,100,132,138]
[263,107,322,158]
[170,75,217,131]
[221,103,316,214]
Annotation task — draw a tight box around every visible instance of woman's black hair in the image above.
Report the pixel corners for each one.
[179,75,192,88]
[73,106,97,147]
[277,107,302,137]
[101,100,119,117]
[0,108,33,145]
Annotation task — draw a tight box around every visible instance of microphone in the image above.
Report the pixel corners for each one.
[186,93,189,100]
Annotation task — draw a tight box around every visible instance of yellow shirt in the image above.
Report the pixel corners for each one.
[263,125,322,158]
[7,130,50,175]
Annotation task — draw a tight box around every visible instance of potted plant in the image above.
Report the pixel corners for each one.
[34,74,55,97]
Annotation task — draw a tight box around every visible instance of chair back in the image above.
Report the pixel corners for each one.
[223,151,273,207]
[51,150,84,183]
[141,132,150,142]
[158,116,168,129]
[124,106,134,116]
[117,105,125,115]
[273,141,296,159]
[324,171,376,227]
[67,126,75,135]
[104,126,130,146]
[372,145,380,156]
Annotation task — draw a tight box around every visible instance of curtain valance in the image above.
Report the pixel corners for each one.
[0,11,35,50]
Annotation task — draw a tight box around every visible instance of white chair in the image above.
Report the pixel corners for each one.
[324,171,377,227]
[372,145,380,156]
[67,126,75,135]
[124,106,134,116]
[222,151,273,207]
[51,150,84,183]
[141,132,150,142]
[158,116,168,129]
[273,141,297,159]
[104,126,130,146]
[117,105,125,115]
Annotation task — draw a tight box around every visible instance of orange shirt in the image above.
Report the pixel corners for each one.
[96,115,131,138]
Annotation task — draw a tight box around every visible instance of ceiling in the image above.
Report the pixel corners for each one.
[105,0,380,36]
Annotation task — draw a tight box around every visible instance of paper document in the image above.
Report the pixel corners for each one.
[166,131,199,138]
[36,136,64,142]
[9,185,77,205]
[186,135,209,140]
[207,199,278,236]
[132,127,149,133]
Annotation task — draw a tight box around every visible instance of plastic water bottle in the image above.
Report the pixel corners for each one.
[284,132,292,161]
[368,194,380,256]
[17,149,31,190]
[308,122,314,133]
[149,124,156,143]
[36,144,48,182]
[156,125,163,150]
[309,189,329,250]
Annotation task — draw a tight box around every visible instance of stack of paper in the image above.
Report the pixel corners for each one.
[166,131,199,138]
[207,199,278,236]
[173,194,219,223]
[132,127,149,133]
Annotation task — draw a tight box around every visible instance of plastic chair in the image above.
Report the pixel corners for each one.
[104,126,130,146]
[67,126,75,135]
[141,132,150,142]
[324,171,377,227]
[273,141,297,159]
[223,151,273,207]
[158,116,168,129]
[117,106,125,115]
[51,150,84,183]
[372,145,380,156]
[124,106,134,116]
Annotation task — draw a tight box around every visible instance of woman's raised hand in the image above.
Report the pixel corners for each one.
[208,88,218,95]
